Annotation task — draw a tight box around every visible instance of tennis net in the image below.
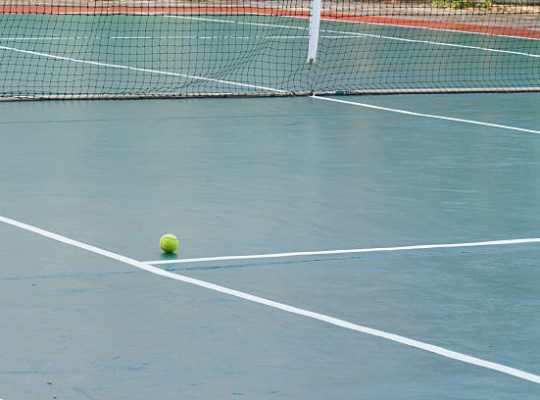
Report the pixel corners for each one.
[0,0,539,100]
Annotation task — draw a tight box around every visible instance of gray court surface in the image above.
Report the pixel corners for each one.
[0,94,539,399]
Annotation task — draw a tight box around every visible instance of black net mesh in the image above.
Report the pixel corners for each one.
[0,0,539,99]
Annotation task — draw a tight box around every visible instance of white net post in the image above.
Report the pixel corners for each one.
[307,0,322,64]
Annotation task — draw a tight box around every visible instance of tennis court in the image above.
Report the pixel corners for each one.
[0,1,539,399]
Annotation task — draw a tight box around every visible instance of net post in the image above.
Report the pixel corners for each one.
[307,0,322,64]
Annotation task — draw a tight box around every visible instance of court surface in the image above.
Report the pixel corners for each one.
[0,93,539,399]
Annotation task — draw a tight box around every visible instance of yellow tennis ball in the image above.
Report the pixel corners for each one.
[160,234,179,253]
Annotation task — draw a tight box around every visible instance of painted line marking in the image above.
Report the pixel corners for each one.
[0,35,360,41]
[2,17,538,59]
[353,31,540,58]
[166,14,309,30]
[0,35,301,41]
[259,12,540,41]
[329,18,540,42]
[2,5,539,41]
[255,12,540,41]
[165,12,540,41]
[311,96,540,135]
[144,238,540,266]
[1,31,539,59]
[166,15,540,58]
[0,215,539,384]
[0,44,286,94]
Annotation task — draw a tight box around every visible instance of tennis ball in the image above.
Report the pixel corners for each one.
[160,234,179,253]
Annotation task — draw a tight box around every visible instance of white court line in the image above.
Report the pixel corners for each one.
[166,15,540,58]
[0,35,313,41]
[353,31,540,58]
[325,18,540,42]
[0,44,286,94]
[3,15,539,59]
[144,238,540,266]
[1,31,539,59]
[29,9,539,42]
[166,14,308,30]
[312,96,540,135]
[1,215,539,384]
[109,35,313,40]
[210,11,540,41]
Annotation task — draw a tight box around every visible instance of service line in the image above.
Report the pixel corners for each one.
[144,237,540,265]
[0,215,539,384]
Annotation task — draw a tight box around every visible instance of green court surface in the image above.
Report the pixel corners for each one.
[0,94,539,399]
[0,13,539,97]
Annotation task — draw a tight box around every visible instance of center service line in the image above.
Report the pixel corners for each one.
[1,215,539,384]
